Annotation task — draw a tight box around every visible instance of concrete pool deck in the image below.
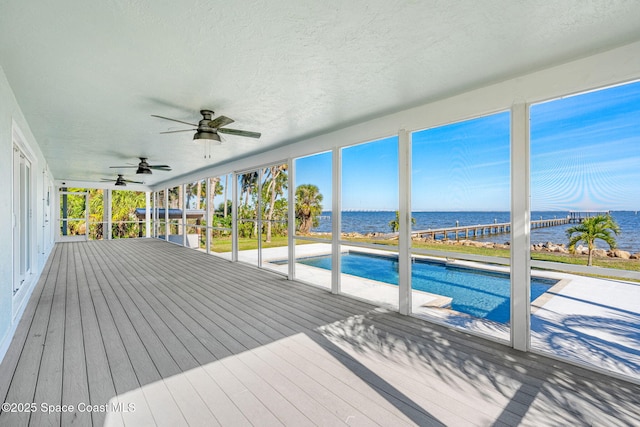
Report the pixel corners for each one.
[234,243,640,382]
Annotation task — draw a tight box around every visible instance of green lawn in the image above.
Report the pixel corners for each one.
[211,235,316,253]
[211,235,640,274]
[530,251,640,272]
[336,237,640,273]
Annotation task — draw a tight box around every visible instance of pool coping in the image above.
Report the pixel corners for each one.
[268,245,564,317]
[530,278,572,314]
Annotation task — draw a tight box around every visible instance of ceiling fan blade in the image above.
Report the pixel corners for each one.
[124,179,145,184]
[208,115,234,129]
[151,115,198,127]
[160,129,195,134]
[101,178,115,182]
[110,165,138,168]
[218,128,261,139]
[149,165,172,170]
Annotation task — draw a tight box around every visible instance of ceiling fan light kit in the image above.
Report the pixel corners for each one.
[101,174,144,187]
[193,130,221,142]
[110,157,172,174]
[153,109,261,143]
[136,166,154,174]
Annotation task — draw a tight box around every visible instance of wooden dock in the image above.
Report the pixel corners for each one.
[568,210,610,223]
[413,217,571,241]
[413,211,612,241]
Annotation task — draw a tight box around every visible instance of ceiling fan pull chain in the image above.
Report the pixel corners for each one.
[203,141,211,158]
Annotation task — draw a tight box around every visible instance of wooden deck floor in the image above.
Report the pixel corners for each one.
[1,239,639,426]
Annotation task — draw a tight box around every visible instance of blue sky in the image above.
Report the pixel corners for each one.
[296,80,640,212]
[530,81,640,211]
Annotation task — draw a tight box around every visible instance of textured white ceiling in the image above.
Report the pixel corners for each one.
[2,0,640,186]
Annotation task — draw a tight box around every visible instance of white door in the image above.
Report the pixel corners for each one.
[13,145,33,310]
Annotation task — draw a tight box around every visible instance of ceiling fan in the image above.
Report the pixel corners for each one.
[152,109,261,142]
[110,157,172,174]
[101,174,144,186]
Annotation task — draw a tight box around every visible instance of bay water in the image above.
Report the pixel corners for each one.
[312,211,640,253]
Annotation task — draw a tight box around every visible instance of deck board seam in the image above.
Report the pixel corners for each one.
[84,239,192,426]
[98,241,310,424]
[96,242,248,356]
[102,241,271,351]
[87,241,262,424]
[30,242,69,426]
[105,242,420,426]
[87,240,223,426]
[0,244,61,406]
[60,242,92,426]
[76,241,121,426]
[109,242,396,426]
[110,240,489,423]
[78,241,160,426]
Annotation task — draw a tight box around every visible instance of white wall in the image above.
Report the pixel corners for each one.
[0,66,53,361]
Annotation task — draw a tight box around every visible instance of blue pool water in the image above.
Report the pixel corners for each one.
[297,252,556,323]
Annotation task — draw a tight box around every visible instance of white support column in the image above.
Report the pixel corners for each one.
[257,169,263,267]
[287,158,295,280]
[206,178,211,253]
[152,192,157,237]
[164,190,169,241]
[398,129,412,315]
[145,192,151,238]
[182,183,187,247]
[54,186,61,242]
[231,174,238,262]
[511,102,531,351]
[331,147,341,294]
[104,189,112,240]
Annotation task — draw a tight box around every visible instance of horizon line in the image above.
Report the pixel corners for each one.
[320,209,634,213]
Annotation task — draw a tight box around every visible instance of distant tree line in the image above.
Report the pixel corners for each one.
[63,169,325,242]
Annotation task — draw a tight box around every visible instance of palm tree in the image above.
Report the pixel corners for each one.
[263,164,288,242]
[295,184,323,234]
[239,172,259,237]
[566,214,620,266]
[388,211,416,232]
[240,171,259,207]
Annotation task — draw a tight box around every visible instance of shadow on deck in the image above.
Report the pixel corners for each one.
[1,239,639,426]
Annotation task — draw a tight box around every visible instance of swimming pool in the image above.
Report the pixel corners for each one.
[296,251,556,323]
